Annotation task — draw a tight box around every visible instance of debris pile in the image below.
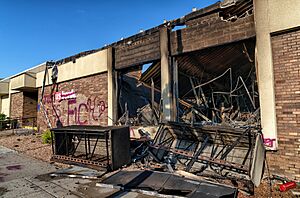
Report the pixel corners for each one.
[99,170,239,197]
[124,63,264,195]
[130,122,264,194]
[179,66,259,128]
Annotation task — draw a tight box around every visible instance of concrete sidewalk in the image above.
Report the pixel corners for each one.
[0,145,150,198]
[0,146,90,198]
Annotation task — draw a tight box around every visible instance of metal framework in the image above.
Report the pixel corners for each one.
[149,122,261,192]
[51,125,130,171]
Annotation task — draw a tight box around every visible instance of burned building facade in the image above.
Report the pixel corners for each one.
[0,0,299,181]
[108,0,300,180]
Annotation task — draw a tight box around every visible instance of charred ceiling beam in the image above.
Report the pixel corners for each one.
[177,55,228,91]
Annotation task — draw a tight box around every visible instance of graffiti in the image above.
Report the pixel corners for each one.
[43,103,62,126]
[42,91,107,126]
[261,133,276,148]
[55,89,76,102]
[68,96,107,125]
[263,138,276,148]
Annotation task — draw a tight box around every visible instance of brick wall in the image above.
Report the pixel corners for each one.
[10,92,24,119]
[270,28,300,180]
[23,92,38,118]
[114,11,255,70]
[10,92,37,127]
[37,73,108,132]
[115,30,160,69]
[170,14,255,56]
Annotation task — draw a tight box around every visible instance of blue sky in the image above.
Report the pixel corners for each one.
[0,0,217,78]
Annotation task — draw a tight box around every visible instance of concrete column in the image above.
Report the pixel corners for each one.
[172,57,179,122]
[107,47,118,125]
[160,27,176,122]
[254,0,278,149]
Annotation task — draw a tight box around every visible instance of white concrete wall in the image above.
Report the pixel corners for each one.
[10,73,36,90]
[1,80,21,117]
[0,82,9,95]
[268,0,300,33]
[1,95,10,116]
[36,49,108,87]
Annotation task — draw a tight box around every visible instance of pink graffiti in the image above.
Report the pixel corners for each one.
[43,90,76,103]
[42,93,107,126]
[264,138,276,148]
[261,134,276,148]
[44,104,63,126]
[68,96,107,125]
[43,94,53,104]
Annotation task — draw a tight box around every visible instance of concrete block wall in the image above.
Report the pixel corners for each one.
[37,73,108,132]
[269,28,300,179]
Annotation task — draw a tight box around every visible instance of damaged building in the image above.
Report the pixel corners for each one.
[0,0,300,194]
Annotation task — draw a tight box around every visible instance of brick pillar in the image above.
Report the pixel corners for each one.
[270,29,300,180]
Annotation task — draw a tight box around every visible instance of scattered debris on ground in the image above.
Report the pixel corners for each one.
[0,132,298,197]
[99,169,238,197]
[49,166,106,179]
[0,37,295,197]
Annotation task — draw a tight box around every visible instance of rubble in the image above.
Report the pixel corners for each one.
[0,0,299,196]
[98,170,238,198]
[129,122,264,194]
[122,52,264,195]
[43,54,266,196]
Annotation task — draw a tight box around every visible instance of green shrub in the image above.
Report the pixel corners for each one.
[0,114,7,130]
[0,113,6,121]
[41,130,53,144]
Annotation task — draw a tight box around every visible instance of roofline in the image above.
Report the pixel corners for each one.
[0,62,46,82]
[0,0,234,83]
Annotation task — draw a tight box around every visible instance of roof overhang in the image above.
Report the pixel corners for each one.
[0,82,9,96]
[10,73,37,92]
